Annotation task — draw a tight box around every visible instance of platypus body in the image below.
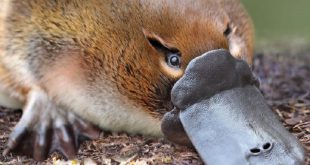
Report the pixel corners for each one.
[0,0,305,164]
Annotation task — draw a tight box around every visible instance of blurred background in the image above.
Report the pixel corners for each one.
[241,0,310,53]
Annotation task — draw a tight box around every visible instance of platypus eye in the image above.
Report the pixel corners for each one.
[167,54,181,68]
[143,30,181,68]
[143,29,183,77]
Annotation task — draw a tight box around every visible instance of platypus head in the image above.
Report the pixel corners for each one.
[93,1,304,164]
[113,0,252,118]
[161,50,305,164]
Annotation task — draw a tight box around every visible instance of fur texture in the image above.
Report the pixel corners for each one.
[0,0,253,136]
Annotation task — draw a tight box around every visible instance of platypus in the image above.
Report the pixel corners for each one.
[0,0,305,164]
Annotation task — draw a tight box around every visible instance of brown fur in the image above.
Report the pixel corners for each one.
[0,0,253,132]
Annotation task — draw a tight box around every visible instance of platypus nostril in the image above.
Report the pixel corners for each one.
[250,148,261,155]
[249,142,273,156]
[262,142,273,151]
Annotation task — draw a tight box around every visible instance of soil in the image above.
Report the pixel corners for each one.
[0,51,309,165]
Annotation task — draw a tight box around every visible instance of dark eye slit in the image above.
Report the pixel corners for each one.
[147,37,180,54]
[224,24,232,36]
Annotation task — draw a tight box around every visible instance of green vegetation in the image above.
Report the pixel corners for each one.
[241,0,310,43]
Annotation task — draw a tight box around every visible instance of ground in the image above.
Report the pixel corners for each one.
[0,51,309,165]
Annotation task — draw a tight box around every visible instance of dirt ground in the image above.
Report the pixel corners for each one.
[0,51,309,165]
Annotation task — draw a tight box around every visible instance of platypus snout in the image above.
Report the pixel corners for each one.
[161,49,305,165]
